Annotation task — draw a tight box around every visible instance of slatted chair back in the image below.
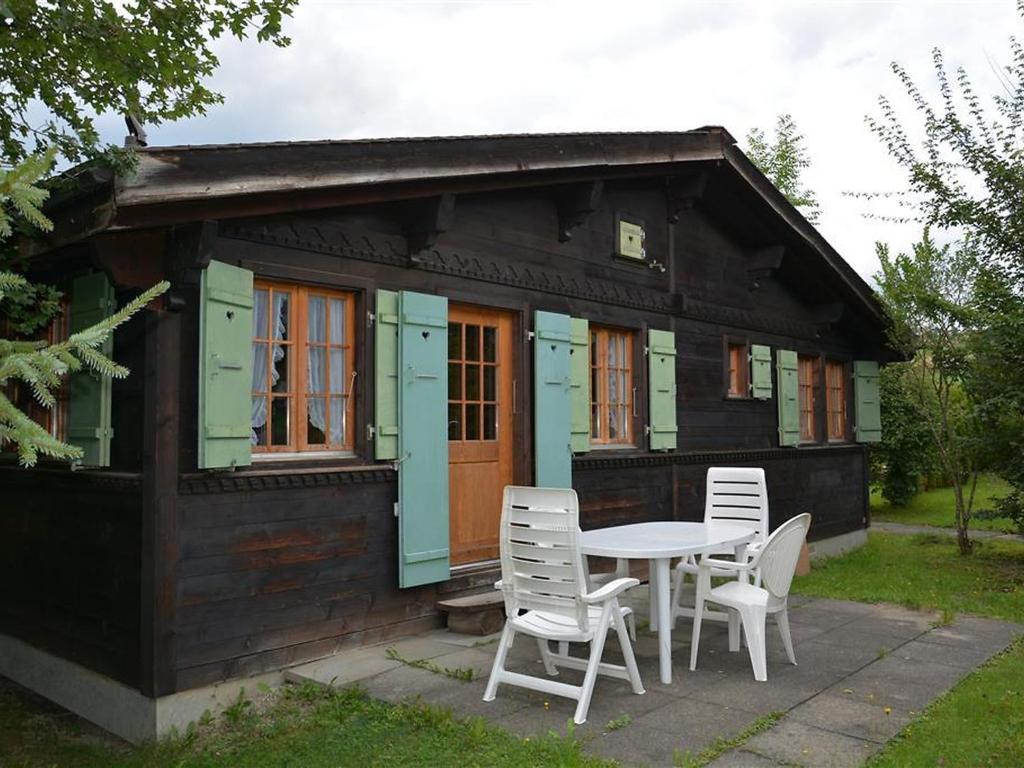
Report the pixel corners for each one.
[755,513,811,599]
[499,486,590,633]
[703,467,769,545]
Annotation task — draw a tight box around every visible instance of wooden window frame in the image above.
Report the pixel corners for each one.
[251,280,357,456]
[797,353,819,444]
[825,358,849,443]
[590,325,635,447]
[723,336,750,399]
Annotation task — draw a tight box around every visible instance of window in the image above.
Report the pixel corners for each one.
[825,360,847,441]
[447,319,498,441]
[798,354,817,442]
[3,305,68,443]
[726,341,748,397]
[251,281,356,454]
[590,326,633,445]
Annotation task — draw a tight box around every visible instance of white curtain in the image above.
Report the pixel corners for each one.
[307,297,346,445]
[251,290,287,445]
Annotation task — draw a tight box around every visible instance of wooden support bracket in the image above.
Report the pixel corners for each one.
[556,180,603,242]
[665,172,708,223]
[746,245,786,291]
[403,193,457,261]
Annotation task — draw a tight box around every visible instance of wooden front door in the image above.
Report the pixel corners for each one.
[448,305,515,565]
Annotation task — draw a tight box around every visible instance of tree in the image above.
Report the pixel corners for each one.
[745,114,821,223]
[0,1,298,465]
[875,233,982,554]
[870,363,935,507]
[1,0,297,166]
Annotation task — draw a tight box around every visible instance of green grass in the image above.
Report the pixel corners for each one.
[867,637,1024,767]
[0,681,612,768]
[871,474,1017,533]
[672,711,784,767]
[793,532,1024,623]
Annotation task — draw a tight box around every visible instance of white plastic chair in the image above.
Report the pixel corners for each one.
[689,513,811,681]
[482,486,645,724]
[671,467,770,625]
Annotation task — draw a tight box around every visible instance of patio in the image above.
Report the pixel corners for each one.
[288,587,1024,768]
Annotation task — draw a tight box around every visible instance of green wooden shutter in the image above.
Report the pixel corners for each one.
[198,261,254,469]
[397,291,450,588]
[750,344,773,400]
[776,349,800,447]
[374,290,400,460]
[534,311,572,487]
[647,328,677,451]
[854,360,882,443]
[67,272,116,467]
[569,317,590,454]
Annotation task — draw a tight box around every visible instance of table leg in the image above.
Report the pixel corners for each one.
[649,558,659,631]
[656,557,672,684]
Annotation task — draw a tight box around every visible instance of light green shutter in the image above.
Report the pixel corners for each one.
[397,291,450,588]
[647,328,677,451]
[67,272,116,467]
[750,344,773,400]
[374,290,400,460]
[569,317,590,454]
[854,360,882,443]
[776,349,800,447]
[198,261,254,469]
[534,311,572,487]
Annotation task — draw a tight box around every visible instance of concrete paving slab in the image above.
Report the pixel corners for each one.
[583,722,690,767]
[787,691,914,744]
[285,645,402,688]
[891,637,999,670]
[705,748,781,767]
[743,718,879,768]
[920,616,1024,649]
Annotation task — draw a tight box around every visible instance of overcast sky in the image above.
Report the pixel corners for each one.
[95,0,1020,282]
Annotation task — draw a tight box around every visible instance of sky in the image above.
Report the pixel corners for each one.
[92,0,1020,283]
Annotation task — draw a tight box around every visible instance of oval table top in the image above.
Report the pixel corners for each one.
[579,521,755,560]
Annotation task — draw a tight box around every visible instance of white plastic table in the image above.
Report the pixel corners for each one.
[579,521,755,684]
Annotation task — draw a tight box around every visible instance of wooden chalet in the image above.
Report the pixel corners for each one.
[0,129,891,740]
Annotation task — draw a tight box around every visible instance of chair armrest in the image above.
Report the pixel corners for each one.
[699,556,755,573]
[582,577,640,604]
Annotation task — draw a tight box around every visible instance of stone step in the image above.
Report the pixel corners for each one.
[436,591,505,636]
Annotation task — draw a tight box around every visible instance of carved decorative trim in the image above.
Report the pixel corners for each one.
[573,444,865,471]
[179,465,396,495]
[221,222,821,340]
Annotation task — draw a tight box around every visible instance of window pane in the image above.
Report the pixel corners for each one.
[448,404,462,441]
[465,364,480,401]
[483,403,497,440]
[308,296,326,342]
[608,334,617,368]
[608,365,618,406]
[466,403,480,440]
[465,325,480,361]
[329,349,346,394]
[448,323,462,360]
[307,347,325,395]
[448,362,462,400]
[483,365,496,401]
[272,345,289,392]
[329,298,345,345]
[609,402,618,440]
[329,396,345,445]
[307,399,326,445]
[271,397,290,445]
[591,405,600,438]
[253,289,269,338]
[252,396,268,446]
[274,292,289,340]
[252,343,269,393]
[483,326,496,362]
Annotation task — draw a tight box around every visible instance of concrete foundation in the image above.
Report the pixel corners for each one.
[809,527,868,561]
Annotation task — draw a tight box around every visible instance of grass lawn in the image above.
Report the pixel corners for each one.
[0,680,611,768]
[793,531,1024,622]
[870,473,1018,533]
[796,531,1024,767]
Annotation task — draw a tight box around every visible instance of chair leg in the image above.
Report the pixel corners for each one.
[670,565,684,628]
[537,638,559,676]
[777,609,797,666]
[626,611,637,642]
[727,608,741,652]
[573,605,612,725]
[689,594,705,671]
[739,605,768,682]
[612,600,645,695]
[483,623,515,701]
